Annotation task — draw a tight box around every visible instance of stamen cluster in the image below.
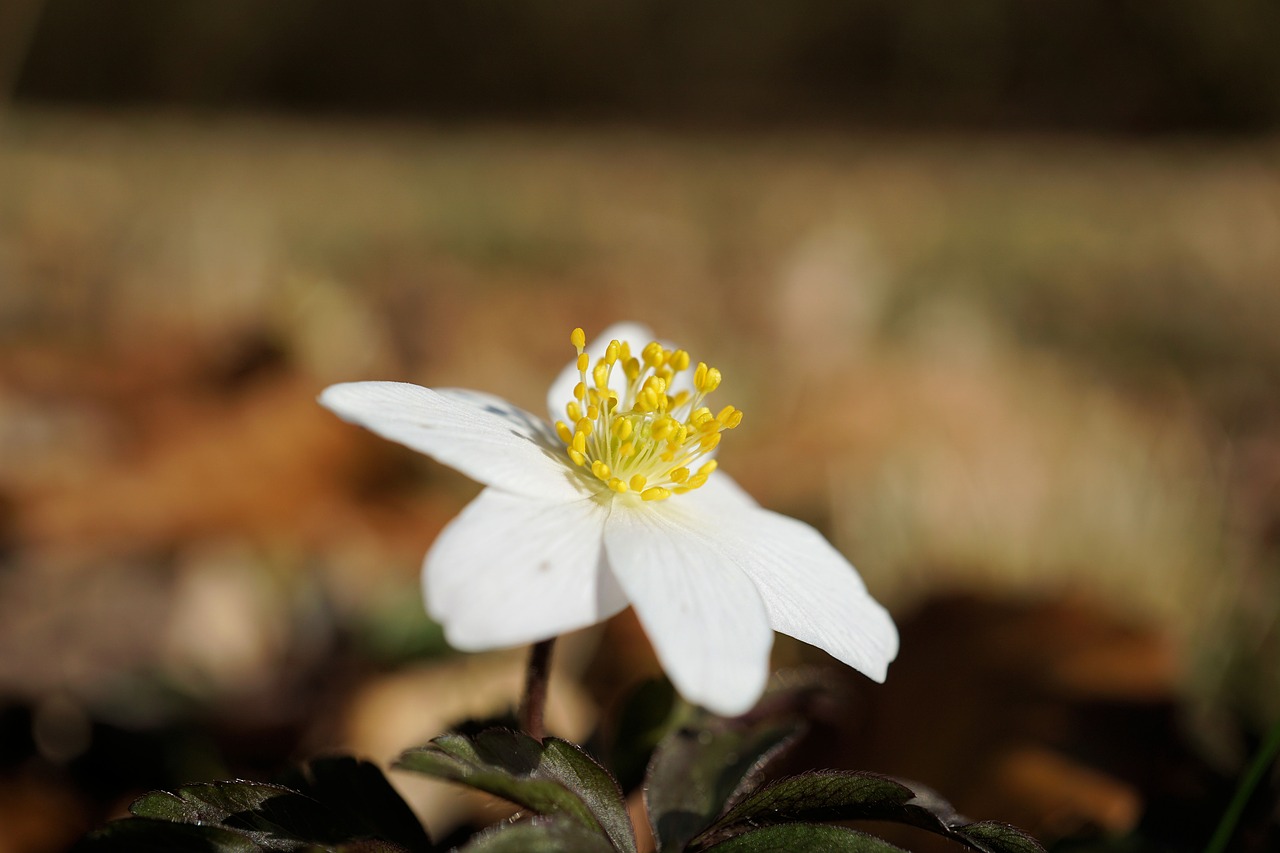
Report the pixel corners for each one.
[556,327,742,501]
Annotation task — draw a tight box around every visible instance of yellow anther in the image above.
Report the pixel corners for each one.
[560,326,734,501]
[642,341,665,368]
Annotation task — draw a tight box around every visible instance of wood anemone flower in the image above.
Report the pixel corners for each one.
[320,323,898,716]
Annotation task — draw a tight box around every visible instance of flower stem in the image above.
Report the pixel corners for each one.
[519,638,556,741]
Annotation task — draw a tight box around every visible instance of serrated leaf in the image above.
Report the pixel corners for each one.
[397,729,633,852]
[80,758,431,852]
[457,816,616,853]
[130,782,338,849]
[645,717,804,853]
[702,823,908,852]
[538,739,637,853]
[692,771,1044,853]
[74,817,263,852]
[695,770,911,843]
[952,822,1046,853]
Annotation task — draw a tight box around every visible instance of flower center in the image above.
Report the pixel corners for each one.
[555,327,742,502]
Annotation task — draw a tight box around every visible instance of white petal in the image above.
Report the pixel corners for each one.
[693,498,899,683]
[425,487,627,649]
[320,381,589,501]
[545,322,656,424]
[603,499,773,716]
[675,470,761,512]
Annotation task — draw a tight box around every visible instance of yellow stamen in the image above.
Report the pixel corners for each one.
[555,327,738,502]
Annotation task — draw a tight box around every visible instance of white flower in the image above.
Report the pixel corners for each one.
[319,322,898,716]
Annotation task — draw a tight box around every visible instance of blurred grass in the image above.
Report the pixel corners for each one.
[0,110,1278,847]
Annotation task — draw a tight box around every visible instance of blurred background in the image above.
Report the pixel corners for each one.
[2,2,1279,851]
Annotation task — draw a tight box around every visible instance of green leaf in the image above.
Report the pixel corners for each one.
[396,729,634,852]
[693,771,1044,853]
[696,770,912,840]
[645,717,803,853]
[130,782,338,848]
[457,816,616,853]
[952,822,1046,853]
[76,818,261,853]
[78,757,432,852]
[538,739,637,853]
[702,823,908,852]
